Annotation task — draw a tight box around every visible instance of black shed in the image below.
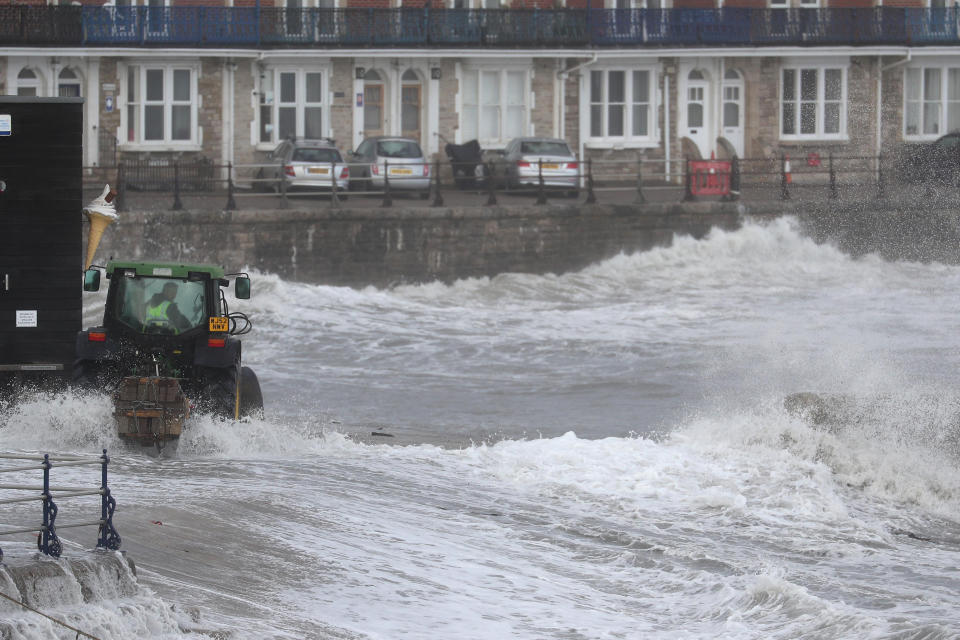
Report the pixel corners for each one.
[0,97,83,387]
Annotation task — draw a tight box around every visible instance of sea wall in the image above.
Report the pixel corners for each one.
[0,551,137,637]
[94,202,746,287]
[90,199,960,288]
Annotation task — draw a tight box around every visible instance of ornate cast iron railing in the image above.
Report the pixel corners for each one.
[0,6,956,48]
[0,450,121,561]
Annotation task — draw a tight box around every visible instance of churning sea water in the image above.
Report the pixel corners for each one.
[1,216,959,639]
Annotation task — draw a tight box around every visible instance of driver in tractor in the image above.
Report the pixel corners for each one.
[145,282,190,334]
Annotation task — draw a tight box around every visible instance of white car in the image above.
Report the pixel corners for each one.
[257,138,350,196]
[349,136,431,198]
[502,137,580,197]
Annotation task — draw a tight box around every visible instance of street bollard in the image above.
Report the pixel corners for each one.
[876,153,886,200]
[432,158,444,207]
[779,154,791,201]
[381,159,393,208]
[279,161,289,209]
[331,160,341,207]
[536,157,547,205]
[723,156,741,202]
[225,161,237,211]
[585,158,597,204]
[115,164,126,213]
[683,156,696,202]
[829,152,838,200]
[635,159,647,204]
[486,161,498,206]
[171,161,184,210]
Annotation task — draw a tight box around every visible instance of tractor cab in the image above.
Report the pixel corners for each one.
[84,262,247,341]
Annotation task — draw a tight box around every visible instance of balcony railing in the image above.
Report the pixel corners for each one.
[0,6,957,48]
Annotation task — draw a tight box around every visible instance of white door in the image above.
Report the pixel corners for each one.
[684,69,710,158]
[721,68,744,157]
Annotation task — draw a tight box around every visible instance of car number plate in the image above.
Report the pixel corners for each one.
[308,167,329,174]
[542,163,560,170]
[209,317,229,332]
[391,168,413,175]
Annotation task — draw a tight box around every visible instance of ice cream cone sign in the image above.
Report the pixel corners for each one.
[83,184,118,270]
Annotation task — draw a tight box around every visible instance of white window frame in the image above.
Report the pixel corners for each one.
[120,62,200,150]
[585,66,658,148]
[57,67,83,98]
[903,63,960,140]
[780,61,848,141]
[458,65,530,148]
[14,66,44,96]
[257,66,331,150]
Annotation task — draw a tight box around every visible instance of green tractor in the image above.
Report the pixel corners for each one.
[75,261,263,452]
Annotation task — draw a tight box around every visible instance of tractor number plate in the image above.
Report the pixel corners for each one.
[209,317,229,332]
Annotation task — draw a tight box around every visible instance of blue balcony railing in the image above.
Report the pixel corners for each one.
[0,6,956,48]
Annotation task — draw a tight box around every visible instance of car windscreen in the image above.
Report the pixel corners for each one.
[113,276,206,335]
[376,141,423,158]
[520,141,572,156]
[292,148,342,163]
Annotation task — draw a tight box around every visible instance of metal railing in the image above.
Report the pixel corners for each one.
[81,147,959,212]
[0,449,121,561]
[1,6,958,48]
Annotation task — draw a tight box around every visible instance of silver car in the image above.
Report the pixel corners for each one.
[502,137,580,197]
[349,136,431,199]
[256,138,350,195]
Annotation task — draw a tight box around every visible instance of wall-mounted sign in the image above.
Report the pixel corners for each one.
[355,67,366,80]
[105,95,114,113]
[0,114,11,137]
[16,310,37,328]
[357,93,363,108]
[431,67,442,80]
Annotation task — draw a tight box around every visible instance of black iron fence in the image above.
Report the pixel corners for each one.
[0,449,121,562]
[2,6,959,48]
[82,151,947,212]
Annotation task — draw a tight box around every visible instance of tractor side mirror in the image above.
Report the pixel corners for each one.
[235,276,251,299]
[83,268,101,292]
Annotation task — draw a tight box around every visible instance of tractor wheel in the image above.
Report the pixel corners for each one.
[239,366,264,419]
[72,359,114,391]
[200,361,240,419]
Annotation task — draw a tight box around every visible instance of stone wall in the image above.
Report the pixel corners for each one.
[95,202,744,287]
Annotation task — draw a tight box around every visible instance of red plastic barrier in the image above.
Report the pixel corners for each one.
[689,159,732,196]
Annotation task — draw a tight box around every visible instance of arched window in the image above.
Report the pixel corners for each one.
[16,68,41,96]
[58,68,82,98]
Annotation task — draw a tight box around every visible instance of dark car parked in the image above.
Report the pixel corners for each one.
[894,132,960,185]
